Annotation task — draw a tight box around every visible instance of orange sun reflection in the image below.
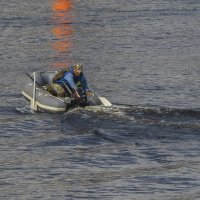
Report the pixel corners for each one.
[52,0,72,11]
[51,0,74,68]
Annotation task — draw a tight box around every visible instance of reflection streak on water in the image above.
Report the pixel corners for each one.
[51,0,74,68]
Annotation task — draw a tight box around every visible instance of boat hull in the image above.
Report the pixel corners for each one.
[22,71,109,113]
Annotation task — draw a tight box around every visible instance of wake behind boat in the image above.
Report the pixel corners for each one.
[22,71,112,113]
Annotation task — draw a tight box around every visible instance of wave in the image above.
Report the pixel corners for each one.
[114,103,200,118]
[61,108,199,145]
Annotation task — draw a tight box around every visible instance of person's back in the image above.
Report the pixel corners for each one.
[52,68,69,83]
[47,64,89,98]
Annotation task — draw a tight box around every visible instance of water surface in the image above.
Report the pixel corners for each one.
[0,0,200,199]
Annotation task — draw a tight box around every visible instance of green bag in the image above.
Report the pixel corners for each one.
[47,83,66,97]
[52,68,69,82]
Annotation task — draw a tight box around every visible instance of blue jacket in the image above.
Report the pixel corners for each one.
[55,67,89,92]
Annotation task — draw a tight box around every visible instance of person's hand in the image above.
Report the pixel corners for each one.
[74,91,80,99]
[86,91,93,96]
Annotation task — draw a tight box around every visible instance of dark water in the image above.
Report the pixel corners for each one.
[1,0,200,199]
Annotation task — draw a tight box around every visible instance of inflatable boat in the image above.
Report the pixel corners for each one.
[22,71,112,113]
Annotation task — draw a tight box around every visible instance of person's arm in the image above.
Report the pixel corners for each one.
[64,73,77,91]
[64,73,80,98]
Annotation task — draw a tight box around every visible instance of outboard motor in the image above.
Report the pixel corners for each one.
[76,88,87,107]
[70,88,87,108]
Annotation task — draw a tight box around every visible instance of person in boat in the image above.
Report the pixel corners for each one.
[47,64,90,100]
